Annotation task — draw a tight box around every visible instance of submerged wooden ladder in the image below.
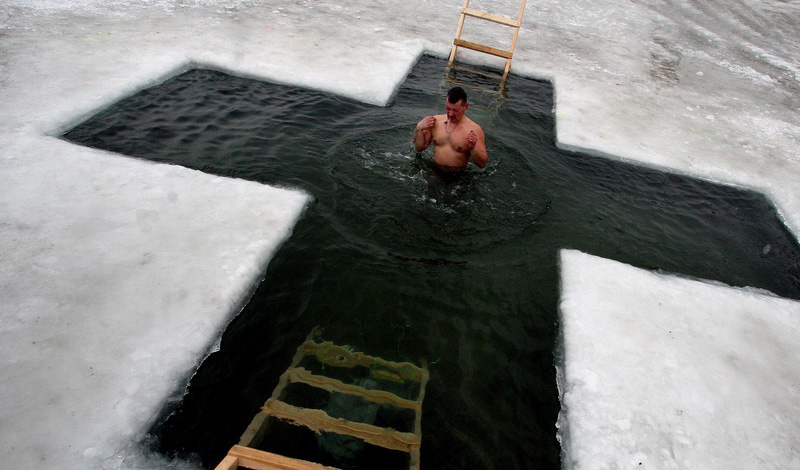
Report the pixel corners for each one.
[448,0,528,85]
[215,327,429,470]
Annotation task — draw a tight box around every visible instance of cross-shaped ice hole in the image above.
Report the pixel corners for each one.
[63,55,800,469]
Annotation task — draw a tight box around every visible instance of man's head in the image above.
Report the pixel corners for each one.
[445,87,469,123]
[447,87,468,105]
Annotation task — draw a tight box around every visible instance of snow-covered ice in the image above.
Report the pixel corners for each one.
[1,0,799,468]
[1,131,310,469]
[558,249,800,469]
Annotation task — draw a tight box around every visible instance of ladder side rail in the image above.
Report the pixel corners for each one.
[239,410,271,447]
[503,27,521,78]
[509,0,528,54]
[502,0,527,79]
[412,364,430,450]
[515,0,528,22]
[449,0,472,64]
[409,364,429,470]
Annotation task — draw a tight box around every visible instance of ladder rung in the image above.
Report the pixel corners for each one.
[453,39,514,59]
[447,63,505,80]
[220,445,342,470]
[462,8,520,27]
[286,367,422,410]
[262,399,422,453]
[298,341,428,383]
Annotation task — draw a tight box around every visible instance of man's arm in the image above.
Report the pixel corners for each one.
[467,126,488,168]
[414,116,436,151]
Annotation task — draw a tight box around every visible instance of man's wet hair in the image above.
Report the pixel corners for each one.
[447,86,468,105]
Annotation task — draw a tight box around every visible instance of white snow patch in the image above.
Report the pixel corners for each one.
[558,250,800,470]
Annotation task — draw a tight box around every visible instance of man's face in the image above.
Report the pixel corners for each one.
[445,99,468,123]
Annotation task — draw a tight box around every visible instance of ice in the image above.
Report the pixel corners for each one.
[557,250,800,469]
[1,0,799,468]
[1,132,310,469]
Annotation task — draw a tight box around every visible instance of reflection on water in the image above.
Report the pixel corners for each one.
[63,56,800,470]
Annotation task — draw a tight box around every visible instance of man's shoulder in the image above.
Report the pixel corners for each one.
[465,117,484,132]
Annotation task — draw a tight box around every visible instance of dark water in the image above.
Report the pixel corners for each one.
[63,56,800,470]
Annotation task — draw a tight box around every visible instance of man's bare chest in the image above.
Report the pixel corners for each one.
[433,125,470,152]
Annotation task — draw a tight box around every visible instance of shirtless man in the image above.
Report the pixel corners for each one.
[413,87,488,170]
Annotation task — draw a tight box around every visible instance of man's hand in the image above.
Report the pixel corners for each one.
[418,116,436,131]
[467,130,477,149]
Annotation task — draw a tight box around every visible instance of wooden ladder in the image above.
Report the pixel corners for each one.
[215,328,429,470]
[448,0,528,82]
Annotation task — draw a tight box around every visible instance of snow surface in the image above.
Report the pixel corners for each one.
[1,0,799,469]
[558,249,800,470]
